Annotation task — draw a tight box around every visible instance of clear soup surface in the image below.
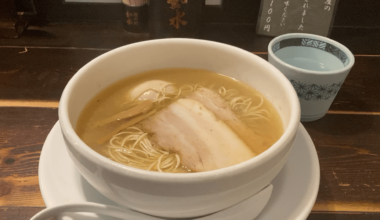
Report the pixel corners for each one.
[76,68,283,173]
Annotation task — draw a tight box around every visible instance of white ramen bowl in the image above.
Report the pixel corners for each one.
[58,39,300,218]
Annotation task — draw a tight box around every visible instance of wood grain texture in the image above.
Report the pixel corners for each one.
[0,47,104,101]
[1,47,379,113]
[329,56,380,112]
[308,212,380,220]
[304,114,380,212]
[0,100,58,108]
[0,22,149,50]
[0,22,379,54]
[0,107,58,207]
[1,209,380,220]
[0,8,378,218]
[1,107,380,214]
[0,206,45,220]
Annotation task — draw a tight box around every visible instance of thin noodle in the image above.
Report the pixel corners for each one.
[131,133,147,150]
[157,155,164,172]
[106,84,269,173]
[175,154,181,169]
[148,160,158,171]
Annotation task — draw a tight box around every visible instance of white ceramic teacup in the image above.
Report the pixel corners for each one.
[58,39,300,218]
[268,33,355,122]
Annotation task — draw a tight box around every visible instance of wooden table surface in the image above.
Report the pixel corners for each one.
[1,22,380,220]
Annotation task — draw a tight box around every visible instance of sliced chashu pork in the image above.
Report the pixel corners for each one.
[139,98,255,172]
[188,88,269,154]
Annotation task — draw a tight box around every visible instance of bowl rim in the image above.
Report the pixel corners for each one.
[59,38,301,183]
[268,33,355,75]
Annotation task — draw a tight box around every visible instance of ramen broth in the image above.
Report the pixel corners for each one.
[76,68,283,173]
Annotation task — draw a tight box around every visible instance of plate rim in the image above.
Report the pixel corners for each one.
[38,121,320,220]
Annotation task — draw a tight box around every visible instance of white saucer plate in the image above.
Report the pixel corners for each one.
[39,122,320,220]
